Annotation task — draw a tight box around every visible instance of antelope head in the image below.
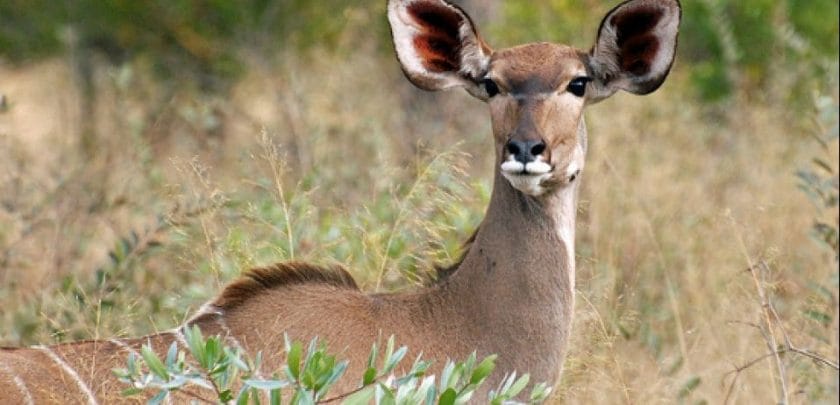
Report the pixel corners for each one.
[388,0,681,196]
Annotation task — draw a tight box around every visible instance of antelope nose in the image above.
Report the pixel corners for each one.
[506,139,546,163]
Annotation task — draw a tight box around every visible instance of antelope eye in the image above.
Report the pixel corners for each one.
[482,78,500,97]
[567,77,592,97]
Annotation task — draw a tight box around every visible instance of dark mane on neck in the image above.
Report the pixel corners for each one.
[212,227,479,308]
[214,262,359,310]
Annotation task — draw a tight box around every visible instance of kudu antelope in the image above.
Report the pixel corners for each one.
[0,0,680,402]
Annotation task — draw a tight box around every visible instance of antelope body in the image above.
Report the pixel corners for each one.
[0,0,680,402]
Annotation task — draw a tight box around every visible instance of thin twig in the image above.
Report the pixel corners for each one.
[724,345,839,398]
[723,349,783,405]
[729,216,789,404]
[179,388,216,404]
[724,258,839,404]
[787,346,839,370]
[319,381,378,404]
[747,261,789,403]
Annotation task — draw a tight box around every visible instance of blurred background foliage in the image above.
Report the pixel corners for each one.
[1,0,837,98]
[0,0,386,90]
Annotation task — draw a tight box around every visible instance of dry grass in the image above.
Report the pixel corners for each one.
[561,79,839,403]
[0,34,837,405]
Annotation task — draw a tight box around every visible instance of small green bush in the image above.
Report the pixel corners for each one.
[114,326,552,405]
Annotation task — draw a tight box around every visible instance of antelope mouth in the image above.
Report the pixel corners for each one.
[500,160,553,176]
[500,159,554,196]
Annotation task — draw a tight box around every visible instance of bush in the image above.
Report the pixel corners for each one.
[114,326,552,405]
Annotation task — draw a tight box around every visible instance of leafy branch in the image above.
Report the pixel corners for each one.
[114,326,552,405]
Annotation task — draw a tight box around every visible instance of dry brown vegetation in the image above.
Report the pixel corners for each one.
[1,8,838,404]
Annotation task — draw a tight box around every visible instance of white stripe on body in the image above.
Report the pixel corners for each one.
[0,360,35,405]
[109,339,140,358]
[187,302,223,323]
[33,345,98,405]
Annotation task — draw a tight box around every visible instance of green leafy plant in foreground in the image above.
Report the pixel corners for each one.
[114,325,551,405]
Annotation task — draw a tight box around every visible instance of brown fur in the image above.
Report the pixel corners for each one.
[491,44,584,94]
[213,262,358,310]
[433,226,478,281]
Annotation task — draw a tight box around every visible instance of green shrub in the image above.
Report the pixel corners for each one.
[114,326,552,405]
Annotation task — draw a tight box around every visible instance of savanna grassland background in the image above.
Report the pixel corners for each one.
[0,0,837,403]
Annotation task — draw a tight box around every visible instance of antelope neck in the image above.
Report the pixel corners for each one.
[442,166,578,328]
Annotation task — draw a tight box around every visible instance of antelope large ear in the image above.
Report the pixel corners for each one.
[387,0,492,94]
[587,0,681,102]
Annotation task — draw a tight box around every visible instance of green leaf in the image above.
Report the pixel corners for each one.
[439,361,456,390]
[127,352,137,374]
[423,378,437,405]
[158,375,189,390]
[507,374,530,398]
[377,383,396,405]
[229,351,249,371]
[343,386,375,405]
[318,361,348,397]
[270,388,281,405]
[804,309,832,325]
[301,351,322,388]
[470,355,497,385]
[363,367,377,385]
[303,337,319,372]
[383,346,407,374]
[297,391,316,405]
[499,372,517,393]
[287,341,303,380]
[244,379,289,391]
[383,336,395,369]
[439,388,457,405]
[236,388,250,405]
[165,342,178,368]
[120,387,142,397]
[664,357,684,376]
[185,325,206,366]
[249,388,261,405]
[529,382,551,402]
[254,352,264,374]
[148,390,168,405]
[141,345,169,380]
[284,333,292,353]
[367,341,379,369]
[463,352,477,374]
[205,338,222,369]
[678,376,702,399]
[111,368,130,380]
